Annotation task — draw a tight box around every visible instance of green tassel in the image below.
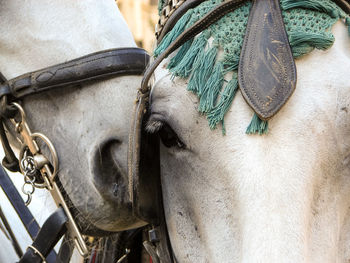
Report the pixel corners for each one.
[198,62,224,113]
[281,0,341,18]
[288,32,334,51]
[168,39,193,70]
[207,77,238,133]
[246,113,269,135]
[222,60,239,73]
[291,43,315,58]
[154,9,194,57]
[170,31,210,78]
[187,46,218,94]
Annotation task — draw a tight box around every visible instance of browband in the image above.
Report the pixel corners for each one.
[0,48,149,99]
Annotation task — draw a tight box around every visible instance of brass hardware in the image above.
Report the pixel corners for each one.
[9,102,88,257]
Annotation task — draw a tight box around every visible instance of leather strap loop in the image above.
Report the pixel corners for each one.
[0,120,20,172]
[0,96,18,119]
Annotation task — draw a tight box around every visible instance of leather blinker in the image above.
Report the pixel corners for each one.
[238,0,297,120]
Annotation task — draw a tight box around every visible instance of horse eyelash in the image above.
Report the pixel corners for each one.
[146,119,164,133]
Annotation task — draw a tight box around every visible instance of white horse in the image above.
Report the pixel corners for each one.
[148,2,350,262]
[0,0,143,262]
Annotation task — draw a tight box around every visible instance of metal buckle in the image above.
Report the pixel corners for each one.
[10,102,88,257]
[28,245,47,263]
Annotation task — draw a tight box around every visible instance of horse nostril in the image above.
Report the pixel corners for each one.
[99,139,122,165]
[92,138,127,201]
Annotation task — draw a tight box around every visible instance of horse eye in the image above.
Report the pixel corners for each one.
[158,122,185,149]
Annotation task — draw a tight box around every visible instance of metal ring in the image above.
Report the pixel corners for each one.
[21,155,36,176]
[31,132,58,181]
[10,102,26,123]
[24,175,35,185]
[23,193,32,206]
[19,146,28,175]
[22,182,35,195]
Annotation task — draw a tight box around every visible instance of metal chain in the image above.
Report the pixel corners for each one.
[20,149,38,206]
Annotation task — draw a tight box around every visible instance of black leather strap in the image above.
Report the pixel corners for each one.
[0,165,40,239]
[19,207,68,263]
[0,164,58,262]
[332,0,350,14]
[0,48,149,99]
[0,120,20,172]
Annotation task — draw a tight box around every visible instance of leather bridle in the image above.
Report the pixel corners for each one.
[0,47,150,263]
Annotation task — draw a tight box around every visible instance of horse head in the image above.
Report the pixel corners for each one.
[144,0,350,261]
[0,0,148,237]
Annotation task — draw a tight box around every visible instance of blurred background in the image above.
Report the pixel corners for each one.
[117,0,159,53]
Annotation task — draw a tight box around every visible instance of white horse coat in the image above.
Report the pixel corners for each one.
[149,20,350,262]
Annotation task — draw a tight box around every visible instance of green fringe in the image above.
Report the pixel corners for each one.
[170,31,210,78]
[154,9,194,57]
[246,113,269,135]
[291,43,315,57]
[222,60,239,73]
[281,0,341,18]
[198,62,224,113]
[187,46,218,94]
[168,40,193,69]
[207,77,238,133]
[288,32,334,51]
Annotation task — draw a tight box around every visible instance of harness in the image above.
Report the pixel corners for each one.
[129,0,350,262]
[0,48,152,263]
